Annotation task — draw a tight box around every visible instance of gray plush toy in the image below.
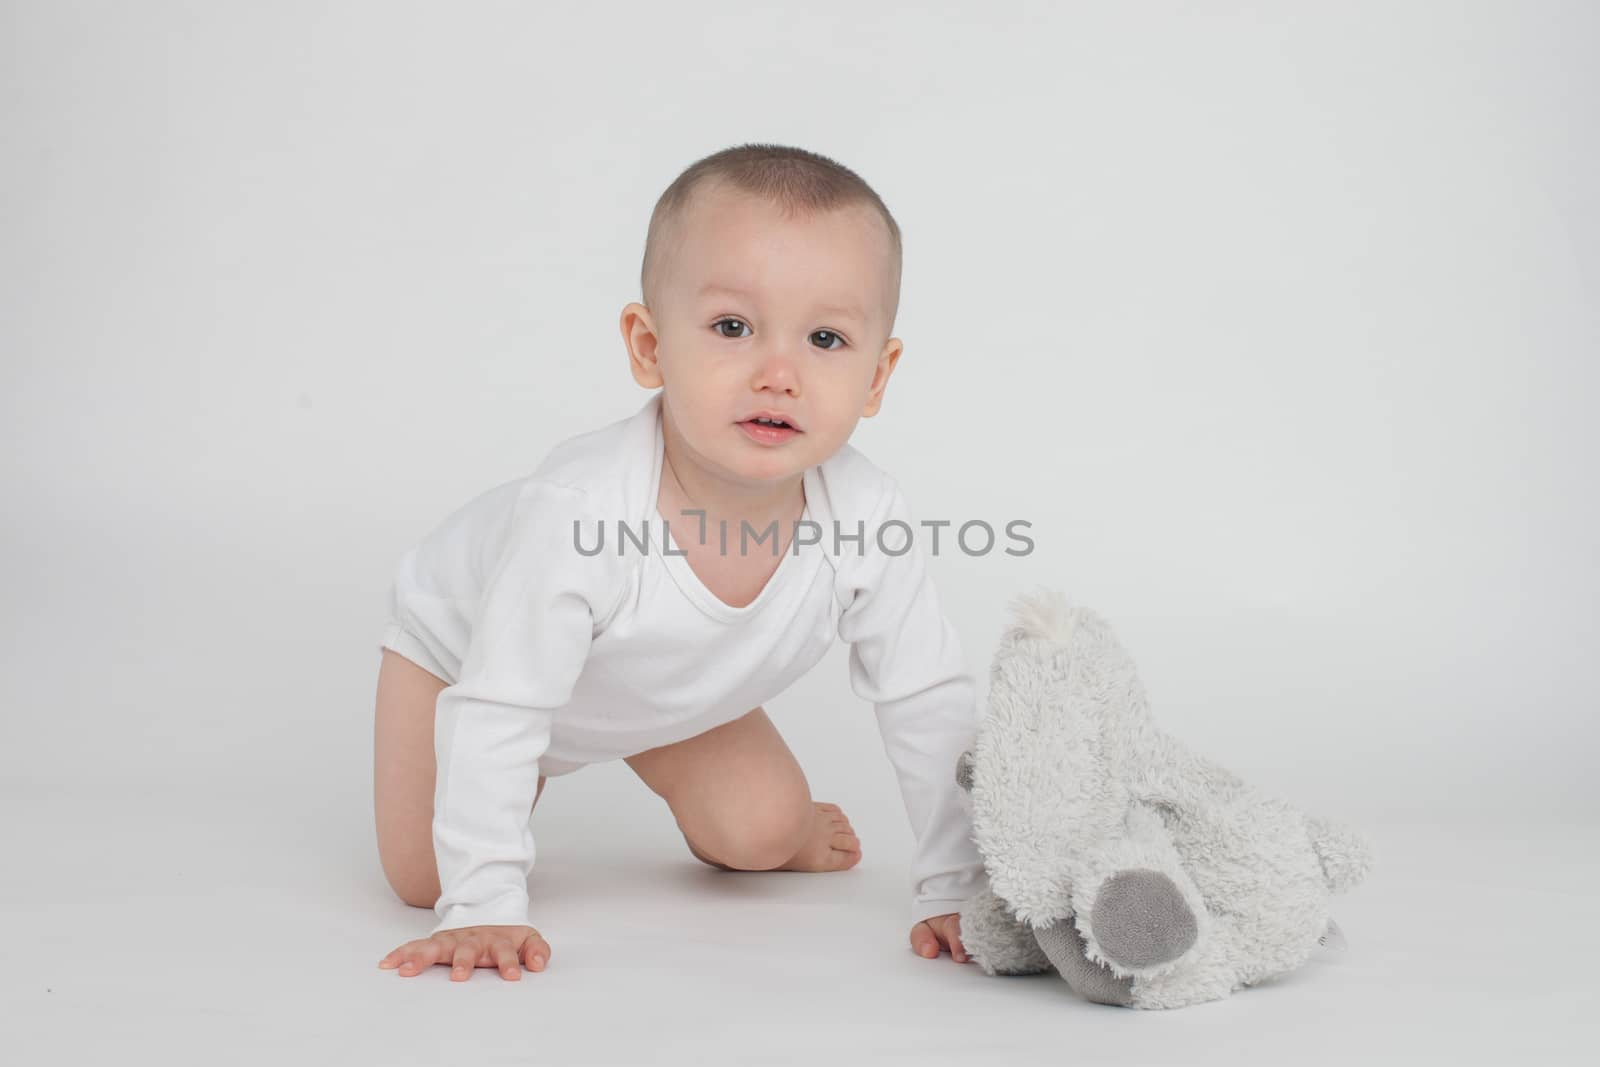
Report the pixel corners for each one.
[955,588,1374,1010]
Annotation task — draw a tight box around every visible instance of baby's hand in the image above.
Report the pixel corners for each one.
[378,924,551,981]
[910,913,969,963]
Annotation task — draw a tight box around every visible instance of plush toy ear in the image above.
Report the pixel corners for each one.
[955,749,976,792]
[1304,814,1376,893]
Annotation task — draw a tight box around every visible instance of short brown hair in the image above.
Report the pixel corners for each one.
[639,143,903,330]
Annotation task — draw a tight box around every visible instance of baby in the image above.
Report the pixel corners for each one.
[374,143,985,981]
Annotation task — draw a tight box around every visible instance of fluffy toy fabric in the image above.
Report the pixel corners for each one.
[955,588,1374,1010]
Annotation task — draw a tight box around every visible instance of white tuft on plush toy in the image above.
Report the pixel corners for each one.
[955,588,1374,1010]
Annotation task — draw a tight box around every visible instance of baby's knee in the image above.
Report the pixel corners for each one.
[702,792,813,870]
[388,877,440,911]
[380,853,441,910]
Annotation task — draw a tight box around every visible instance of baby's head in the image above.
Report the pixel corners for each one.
[621,143,904,485]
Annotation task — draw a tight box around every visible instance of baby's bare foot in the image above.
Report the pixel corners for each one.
[777,802,862,873]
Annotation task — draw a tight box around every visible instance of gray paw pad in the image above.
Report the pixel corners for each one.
[1090,868,1198,969]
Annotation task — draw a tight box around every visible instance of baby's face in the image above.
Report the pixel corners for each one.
[625,184,901,487]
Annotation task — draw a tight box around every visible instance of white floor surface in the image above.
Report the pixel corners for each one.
[4,773,1594,1066]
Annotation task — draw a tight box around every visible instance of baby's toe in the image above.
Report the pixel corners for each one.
[831,843,863,870]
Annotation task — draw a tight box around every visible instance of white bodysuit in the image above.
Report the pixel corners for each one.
[379,391,986,935]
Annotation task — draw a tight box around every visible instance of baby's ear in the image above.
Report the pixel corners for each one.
[955,750,976,792]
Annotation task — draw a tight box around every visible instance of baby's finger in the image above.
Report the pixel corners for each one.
[449,939,481,981]
[491,941,522,981]
[523,933,551,971]
[401,937,448,976]
[384,938,432,966]
[382,938,426,965]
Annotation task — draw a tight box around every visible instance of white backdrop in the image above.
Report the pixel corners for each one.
[3,1,1595,1062]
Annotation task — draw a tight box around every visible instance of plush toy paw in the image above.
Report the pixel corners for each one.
[1033,916,1135,1006]
[1088,868,1198,971]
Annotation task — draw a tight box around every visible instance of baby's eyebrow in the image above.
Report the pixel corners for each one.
[698,283,865,323]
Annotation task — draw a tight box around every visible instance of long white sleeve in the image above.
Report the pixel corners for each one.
[429,479,620,935]
[834,477,988,928]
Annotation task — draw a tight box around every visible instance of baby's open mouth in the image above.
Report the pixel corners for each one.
[741,416,801,431]
[738,415,803,442]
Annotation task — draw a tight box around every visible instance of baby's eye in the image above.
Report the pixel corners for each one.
[713,318,750,339]
[810,329,847,351]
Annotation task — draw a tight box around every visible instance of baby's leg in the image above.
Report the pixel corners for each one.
[374,648,547,908]
[624,706,861,873]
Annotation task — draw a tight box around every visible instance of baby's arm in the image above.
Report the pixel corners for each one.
[836,477,988,931]
[381,480,621,980]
